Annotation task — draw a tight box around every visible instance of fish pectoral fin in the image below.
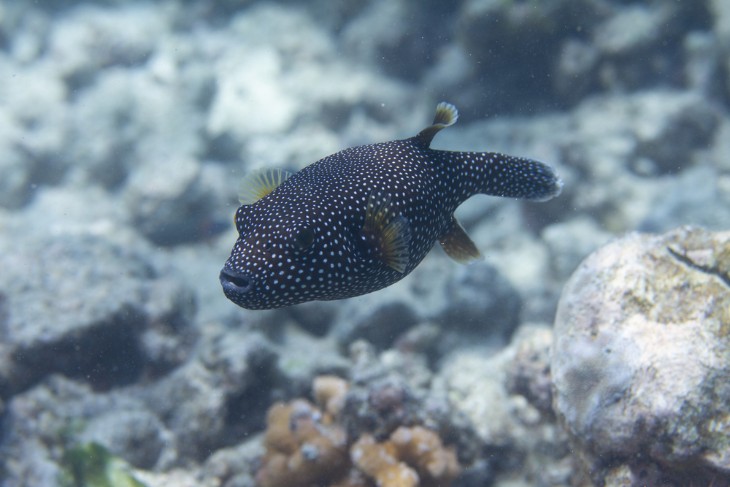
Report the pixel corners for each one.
[360,192,411,273]
[439,217,483,264]
[238,168,294,205]
[415,102,459,148]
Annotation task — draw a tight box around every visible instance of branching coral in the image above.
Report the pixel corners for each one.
[256,399,349,487]
[391,426,461,483]
[256,375,462,487]
[351,427,461,487]
[351,434,419,487]
[314,374,349,417]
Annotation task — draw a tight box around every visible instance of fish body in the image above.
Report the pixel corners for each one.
[220,103,562,309]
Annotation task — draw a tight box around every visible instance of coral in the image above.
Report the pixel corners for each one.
[257,376,462,487]
[351,434,418,487]
[256,399,349,487]
[389,426,460,484]
[313,375,349,417]
[352,426,460,487]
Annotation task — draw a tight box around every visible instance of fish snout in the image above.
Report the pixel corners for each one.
[219,267,254,295]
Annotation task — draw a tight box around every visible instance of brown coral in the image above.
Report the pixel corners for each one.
[257,376,462,487]
[257,399,349,487]
[351,434,419,487]
[352,427,461,487]
[391,426,461,483]
[313,374,349,417]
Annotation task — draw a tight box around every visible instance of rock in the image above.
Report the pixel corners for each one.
[683,31,725,97]
[592,2,711,92]
[124,155,216,246]
[552,226,730,486]
[436,261,522,346]
[69,67,203,191]
[629,91,719,175]
[593,4,670,56]
[553,38,600,104]
[0,321,283,479]
[0,232,195,397]
[201,436,263,487]
[284,300,339,337]
[139,324,277,461]
[204,5,333,147]
[140,361,229,462]
[505,325,555,416]
[455,0,606,114]
[566,90,719,178]
[434,325,574,486]
[485,232,562,323]
[712,119,730,174]
[78,408,174,470]
[136,468,211,487]
[272,325,350,394]
[203,3,414,170]
[0,375,177,486]
[3,7,52,64]
[711,0,730,41]
[542,217,613,282]
[330,259,521,354]
[47,3,168,88]
[332,299,420,351]
[558,90,720,232]
[0,108,33,208]
[206,46,298,141]
[640,165,730,233]
[453,0,715,114]
[0,57,69,207]
[0,183,138,249]
[340,0,454,82]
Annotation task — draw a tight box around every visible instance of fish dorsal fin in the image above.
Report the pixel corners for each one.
[415,102,459,148]
[360,192,411,273]
[439,216,483,264]
[238,168,294,205]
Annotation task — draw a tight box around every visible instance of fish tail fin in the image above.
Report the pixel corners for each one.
[454,151,563,202]
[415,102,459,147]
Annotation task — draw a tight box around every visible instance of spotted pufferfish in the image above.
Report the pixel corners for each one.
[220,102,562,310]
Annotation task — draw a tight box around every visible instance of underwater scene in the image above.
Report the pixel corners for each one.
[1,1,729,486]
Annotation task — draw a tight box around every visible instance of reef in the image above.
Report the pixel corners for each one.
[351,426,460,487]
[256,399,350,487]
[552,226,730,486]
[256,375,461,487]
[1,1,730,486]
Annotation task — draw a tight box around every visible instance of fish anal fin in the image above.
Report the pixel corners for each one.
[439,217,483,264]
[415,102,459,148]
[361,192,411,273]
[238,168,294,205]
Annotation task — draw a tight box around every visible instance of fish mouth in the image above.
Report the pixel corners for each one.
[219,267,254,297]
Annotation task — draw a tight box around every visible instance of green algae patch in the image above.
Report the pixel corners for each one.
[60,442,147,487]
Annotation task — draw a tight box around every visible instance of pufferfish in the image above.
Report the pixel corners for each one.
[220,103,562,310]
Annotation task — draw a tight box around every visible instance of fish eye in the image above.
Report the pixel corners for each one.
[293,228,314,251]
